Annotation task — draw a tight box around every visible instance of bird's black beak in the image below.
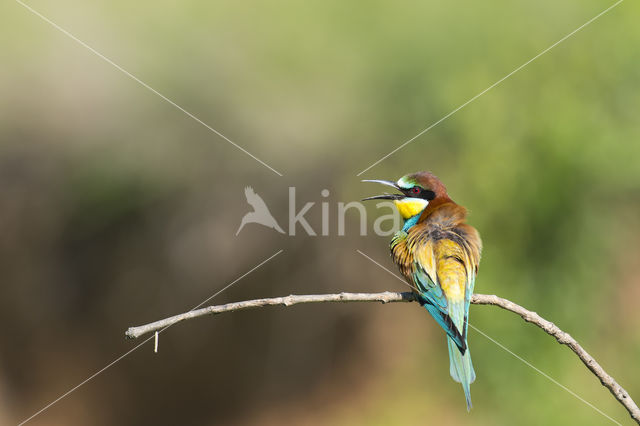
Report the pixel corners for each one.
[361,179,405,201]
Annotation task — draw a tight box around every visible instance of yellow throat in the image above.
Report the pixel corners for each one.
[394,198,429,220]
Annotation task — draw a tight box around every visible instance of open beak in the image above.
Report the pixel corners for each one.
[361,179,404,201]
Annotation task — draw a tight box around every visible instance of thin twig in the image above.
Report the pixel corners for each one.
[125,292,640,424]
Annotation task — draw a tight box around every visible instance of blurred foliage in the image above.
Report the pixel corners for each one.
[1,0,639,425]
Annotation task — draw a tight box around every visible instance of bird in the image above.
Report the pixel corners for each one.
[236,186,285,236]
[363,171,482,410]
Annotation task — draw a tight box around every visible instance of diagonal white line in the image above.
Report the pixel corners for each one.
[18,335,154,426]
[356,249,620,424]
[188,249,283,311]
[356,0,624,176]
[14,0,283,177]
[469,324,621,425]
[18,249,284,425]
[356,249,422,294]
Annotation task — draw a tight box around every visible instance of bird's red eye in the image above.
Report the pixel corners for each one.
[411,187,420,194]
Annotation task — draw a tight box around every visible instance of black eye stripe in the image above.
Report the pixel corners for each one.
[423,190,436,201]
[402,186,436,201]
[403,187,436,201]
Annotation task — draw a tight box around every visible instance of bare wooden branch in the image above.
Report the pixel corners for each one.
[472,294,639,423]
[125,292,639,424]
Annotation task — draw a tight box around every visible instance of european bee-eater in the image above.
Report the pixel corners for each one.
[363,171,482,410]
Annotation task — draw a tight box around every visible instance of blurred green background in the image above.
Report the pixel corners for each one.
[1,0,639,424]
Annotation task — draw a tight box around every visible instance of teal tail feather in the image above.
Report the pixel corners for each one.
[447,337,476,411]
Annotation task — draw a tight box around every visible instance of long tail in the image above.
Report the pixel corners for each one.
[447,337,476,411]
